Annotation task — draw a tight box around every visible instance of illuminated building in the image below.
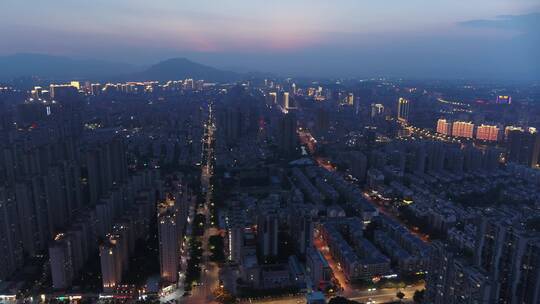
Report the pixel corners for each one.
[436,119,452,135]
[397,97,410,122]
[100,236,123,292]
[283,92,290,110]
[371,103,384,118]
[91,83,103,95]
[49,84,78,101]
[496,95,512,104]
[268,92,277,105]
[31,86,43,99]
[426,241,494,304]
[70,81,81,90]
[158,195,181,284]
[474,217,540,303]
[476,124,501,142]
[183,78,194,90]
[504,126,523,138]
[306,247,332,289]
[347,93,354,106]
[451,121,474,138]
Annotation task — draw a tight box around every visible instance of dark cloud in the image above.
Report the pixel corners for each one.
[459,12,540,33]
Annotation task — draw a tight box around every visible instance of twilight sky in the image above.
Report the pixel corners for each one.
[1,0,539,80]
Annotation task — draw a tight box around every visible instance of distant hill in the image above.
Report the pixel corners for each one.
[0,53,138,81]
[0,54,242,83]
[132,57,240,82]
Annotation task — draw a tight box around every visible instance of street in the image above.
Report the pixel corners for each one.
[184,102,219,304]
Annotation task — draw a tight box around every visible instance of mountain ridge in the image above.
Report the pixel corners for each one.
[0,54,241,83]
[130,57,240,82]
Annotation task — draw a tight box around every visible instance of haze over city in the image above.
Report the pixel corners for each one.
[1,2,540,304]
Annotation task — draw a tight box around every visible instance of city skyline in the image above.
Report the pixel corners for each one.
[1,2,540,304]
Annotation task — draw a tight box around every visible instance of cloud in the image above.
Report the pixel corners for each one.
[458,12,540,33]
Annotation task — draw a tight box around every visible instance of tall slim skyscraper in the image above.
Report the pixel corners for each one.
[0,188,23,280]
[277,112,298,156]
[257,213,279,259]
[283,92,290,110]
[268,92,277,105]
[315,107,329,136]
[289,208,313,257]
[99,236,123,292]
[86,136,128,204]
[15,182,40,255]
[221,106,243,146]
[158,195,181,284]
[347,93,354,106]
[426,241,494,303]
[371,103,384,119]
[507,128,540,168]
[474,216,540,303]
[397,97,410,123]
[228,224,245,263]
[226,202,246,263]
[49,233,75,290]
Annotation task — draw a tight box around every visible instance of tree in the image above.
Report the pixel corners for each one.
[213,287,236,304]
[328,296,362,304]
[413,289,425,303]
[209,235,225,262]
[396,290,405,302]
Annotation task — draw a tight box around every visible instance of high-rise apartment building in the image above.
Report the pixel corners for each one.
[496,95,512,104]
[277,112,298,156]
[426,241,494,304]
[283,92,290,110]
[49,233,75,290]
[371,103,384,119]
[99,236,123,292]
[506,128,540,168]
[257,213,279,259]
[268,92,277,105]
[436,119,452,136]
[86,136,128,204]
[476,124,502,142]
[158,195,181,284]
[0,188,23,280]
[347,93,354,106]
[397,97,410,123]
[451,121,474,138]
[474,216,540,303]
